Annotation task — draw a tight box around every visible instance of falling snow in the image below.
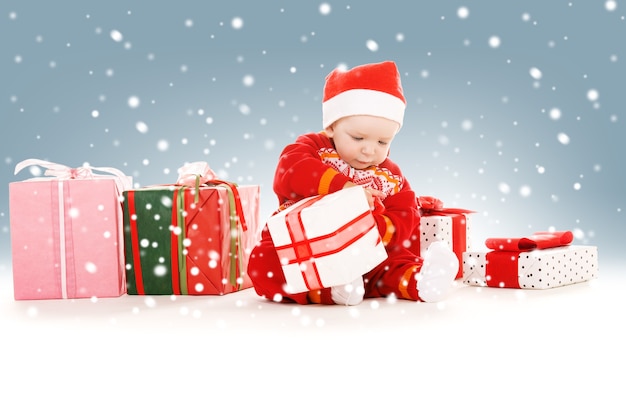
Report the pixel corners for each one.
[1,3,625,404]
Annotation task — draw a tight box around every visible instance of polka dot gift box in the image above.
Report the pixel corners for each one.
[406,196,474,280]
[462,231,598,289]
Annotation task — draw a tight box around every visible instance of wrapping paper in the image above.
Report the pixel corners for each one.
[407,196,474,279]
[10,159,131,300]
[462,245,598,289]
[267,186,388,294]
[123,183,259,295]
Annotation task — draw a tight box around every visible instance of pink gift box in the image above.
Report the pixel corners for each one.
[267,186,388,294]
[9,161,129,300]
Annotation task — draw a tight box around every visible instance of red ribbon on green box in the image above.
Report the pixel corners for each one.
[124,180,249,295]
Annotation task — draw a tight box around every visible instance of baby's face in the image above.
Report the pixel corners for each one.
[326,115,399,170]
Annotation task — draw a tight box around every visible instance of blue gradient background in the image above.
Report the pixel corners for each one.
[2,1,624,276]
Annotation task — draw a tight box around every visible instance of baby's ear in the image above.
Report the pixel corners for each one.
[324,125,335,138]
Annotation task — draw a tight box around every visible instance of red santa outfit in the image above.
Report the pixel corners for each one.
[246,131,424,304]
[246,61,445,305]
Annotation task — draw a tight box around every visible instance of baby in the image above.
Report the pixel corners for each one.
[247,61,458,305]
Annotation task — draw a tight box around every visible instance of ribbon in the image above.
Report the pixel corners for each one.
[56,181,69,298]
[485,231,573,251]
[485,251,522,288]
[14,158,132,194]
[175,161,247,232]
[274,195,379,291]
[126,190,145,295]
[176,161,218,186]
[174,187,188,294]
[417,195,475,217]
[176,161,218,204]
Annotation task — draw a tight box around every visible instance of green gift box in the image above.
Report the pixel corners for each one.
[122,183,259,295]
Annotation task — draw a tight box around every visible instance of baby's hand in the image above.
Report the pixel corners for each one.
[343,182,384,210]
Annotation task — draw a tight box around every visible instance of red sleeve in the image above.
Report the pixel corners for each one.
[371,162,419,249]
[273,133,351,203]
[376,184,418,249]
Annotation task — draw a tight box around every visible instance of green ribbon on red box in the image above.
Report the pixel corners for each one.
[176,162,248,288]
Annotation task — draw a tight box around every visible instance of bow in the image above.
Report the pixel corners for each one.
[176,161,218,186]
[174,161,247,231]
[14,158,132,192]
[416,195,475,216]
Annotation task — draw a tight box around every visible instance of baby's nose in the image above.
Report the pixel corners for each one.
[361,143,375,154]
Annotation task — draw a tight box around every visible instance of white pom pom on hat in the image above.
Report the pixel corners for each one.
[322,60,406,130]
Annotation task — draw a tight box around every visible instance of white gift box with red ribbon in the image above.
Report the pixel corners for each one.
[462,245,598,289]
[267,186,388,294]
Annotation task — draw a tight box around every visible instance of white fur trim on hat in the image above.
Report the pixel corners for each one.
[322,89,406,129]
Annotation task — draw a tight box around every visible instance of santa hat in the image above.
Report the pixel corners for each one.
[322,61,406,129]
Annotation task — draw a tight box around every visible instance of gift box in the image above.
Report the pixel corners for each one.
[123,163,260,295]
[267,186,388,294]
[9,159,131,300]
[462,245,598,289]
[407,196,474,279]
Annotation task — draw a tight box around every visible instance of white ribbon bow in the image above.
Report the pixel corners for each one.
[176,161,218,187]
[14,158,132,192]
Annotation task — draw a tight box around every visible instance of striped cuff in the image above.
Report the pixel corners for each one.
[380,215,395,245]
[318,167,339,195]
[398,265,419,300]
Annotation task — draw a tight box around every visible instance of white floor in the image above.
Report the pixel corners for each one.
[1,263,624,407]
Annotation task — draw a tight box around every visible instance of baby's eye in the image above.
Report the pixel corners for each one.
[351,136,363,141]
[378,141,388,146]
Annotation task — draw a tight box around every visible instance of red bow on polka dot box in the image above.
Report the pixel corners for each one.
[406,196,475,280]
[462,231,598,289]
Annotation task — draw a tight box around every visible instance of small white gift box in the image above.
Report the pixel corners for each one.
[463,245,598,289]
